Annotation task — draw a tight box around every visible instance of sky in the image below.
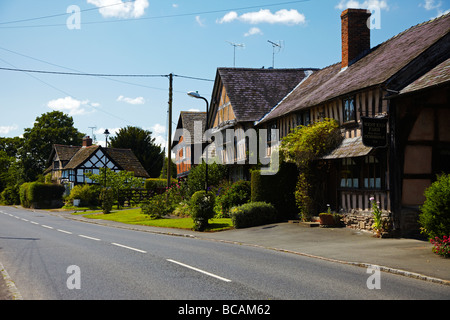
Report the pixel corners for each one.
[0,0,448,151]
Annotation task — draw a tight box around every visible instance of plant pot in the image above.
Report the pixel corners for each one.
[319,214,335,227]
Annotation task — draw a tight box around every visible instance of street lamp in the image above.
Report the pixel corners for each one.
[103,129,110,187]
[187,91,209,192]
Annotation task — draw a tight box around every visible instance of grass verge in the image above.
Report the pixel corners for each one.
[79,208,233,232]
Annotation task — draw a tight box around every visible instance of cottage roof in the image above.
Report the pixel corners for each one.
[260,12,450,124]
[172,111,207,147]
[399,57,450,95]
[214,68,316,123]
[48,144,150,178]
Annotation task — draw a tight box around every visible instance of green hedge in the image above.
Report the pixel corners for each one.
[145,178,176,193]
[230,202,277,229]
[251,161,298,221]
[20,182,65,209]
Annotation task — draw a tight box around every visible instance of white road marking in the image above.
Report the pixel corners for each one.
[57,229,72,234]
[21,218,29,222]
[30,221,39,225]
[111,242,147,253]
[167,259,232,283]
[41,225,54,229]
[79,234,101,241]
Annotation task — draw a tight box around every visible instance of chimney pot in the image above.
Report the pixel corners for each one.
[341,9,371,69]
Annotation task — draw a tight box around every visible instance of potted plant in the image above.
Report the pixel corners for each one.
[319,212,335,226]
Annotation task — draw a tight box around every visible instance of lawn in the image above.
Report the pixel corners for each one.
[79,208,234,232]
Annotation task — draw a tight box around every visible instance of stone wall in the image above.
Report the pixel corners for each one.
[342,209,393,237]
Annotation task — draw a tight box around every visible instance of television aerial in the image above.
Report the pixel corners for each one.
[268,40,284,68]
[226,41,245,67]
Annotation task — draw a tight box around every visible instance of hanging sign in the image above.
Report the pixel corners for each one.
[361,116,388,148]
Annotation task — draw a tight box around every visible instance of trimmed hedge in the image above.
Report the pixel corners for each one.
[145,178,176,194]
[230,202,277,229]
[251,161,298,221]
[20,182,65,209]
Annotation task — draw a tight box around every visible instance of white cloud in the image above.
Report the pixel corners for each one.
[420,0,449,18]
[151,123,166,135]
[87,0,149,19]
[335,0,389,11]
[244,27,263,37]
[117,95,145,105]
[423,0,441,10]
[217,9,306,25]
[172,4,179,8]
[47,96,95,116]
[195,15,205,27]
[0,125,18,135]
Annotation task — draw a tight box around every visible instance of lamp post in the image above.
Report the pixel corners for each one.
[103,129,110,187]
[187,91,209,192]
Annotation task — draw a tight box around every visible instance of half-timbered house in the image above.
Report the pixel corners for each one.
[172,111,207,178]
[256,9,450,236]
[207,67,317,181]
[46,136,149,189]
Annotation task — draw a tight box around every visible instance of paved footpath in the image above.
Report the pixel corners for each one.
[1,209,449,299]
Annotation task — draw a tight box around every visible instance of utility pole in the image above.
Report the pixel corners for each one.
[167,73,173,188]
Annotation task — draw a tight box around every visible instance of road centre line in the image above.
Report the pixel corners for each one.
[41,225,54,229]
[30,221,39,225]
[79,234,101,241]
[57,229,72,234]
[111,242,147,253]
[167,259,232,283]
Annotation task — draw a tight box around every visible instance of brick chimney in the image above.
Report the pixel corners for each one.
[82,136,93,147]
[341,9,371,69]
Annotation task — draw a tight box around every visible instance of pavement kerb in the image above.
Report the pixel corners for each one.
[13,208,450,287]
[0,261,23,300]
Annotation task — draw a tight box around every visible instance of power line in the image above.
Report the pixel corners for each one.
[0,0,137,25]
[0,0,311,29]
[0,66,214,82]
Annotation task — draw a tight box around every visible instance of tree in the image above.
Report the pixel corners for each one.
[20,111,84,181]
[280,118,342,219]
[85,168,145,209]
[109,126,164,178]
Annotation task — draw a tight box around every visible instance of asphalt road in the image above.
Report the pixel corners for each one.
[1,206,449,301]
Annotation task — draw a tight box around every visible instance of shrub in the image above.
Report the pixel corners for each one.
[173,201,191,217]
[145,178,176,194]
[141,194,166,219]
[190,190,216,231]
[230,202,277,229]
[20,182,64,209]
[251,161,298,220]
[186,162,227,196]
[20,182,32,208]
[215,180,251,217]
[1,184,20,205]
[67,184,101,208]
[419,173,450,239]
[100,188,114,214]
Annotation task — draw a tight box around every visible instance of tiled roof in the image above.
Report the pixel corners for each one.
[50,144,150,178]
[260,12,450,123]
[216,68,316,122]
[172,111,207,147]
[399,57,450,95]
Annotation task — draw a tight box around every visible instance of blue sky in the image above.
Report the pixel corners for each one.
[0,0,448,149]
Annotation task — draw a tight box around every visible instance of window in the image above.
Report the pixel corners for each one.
[343,97,356,123]
[339,155,384,190]
[363,156,382,189]
[340,158,359,188]
[296,111,311,127]
[267,122,277,142]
